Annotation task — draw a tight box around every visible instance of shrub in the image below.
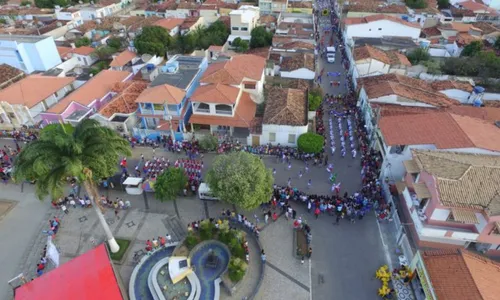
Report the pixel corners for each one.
[184,233,199,250]
[228,257,247,282]
[308,92,322,111]
[297,133,324,154]
[199,219,215,240]
[109,238,131,261]
[229,239,246,259]
[199,135,218,151]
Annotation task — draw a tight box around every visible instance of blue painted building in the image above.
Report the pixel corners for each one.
[0,34,62,74]
[133,55,208,140]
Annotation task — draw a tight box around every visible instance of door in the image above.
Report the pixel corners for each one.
[252,135,260,146]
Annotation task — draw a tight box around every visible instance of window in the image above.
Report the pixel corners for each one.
[15,50,23,62]
[196,103,210,112]
[369,29,372,31]
[288,134,296,144]
[241,27,248,31]
[8,112,15,119]
[244,83,256,89]
[54,91,59,98]
[418,198,429,210]
[153,104,164,111]
[167,104,178,112]
[269,132,276,142]
[78,57,81,61]
[378,28,382,30]
[447,211,456,222]
[232,26,239,31]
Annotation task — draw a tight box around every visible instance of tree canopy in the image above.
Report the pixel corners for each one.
[405,0,427,9]
[75,37,91,48]
[35,0,67,8]
[173,20,230,54]
[205,152,273,210]
[406,48,430,64]
[93,46,117,60]
[13,119,131,200]
[308,88,322,111]
[495,37,500,50]
[107,37,123,50]
[232,37,249,53]
[199,135,218,151]
[461,41,482,57]
[154,168,188,202]
[441,51,500,78]
[250,26,273,49]
[297,133,324,154]
[134,26,172,56]
[437,0,450,9]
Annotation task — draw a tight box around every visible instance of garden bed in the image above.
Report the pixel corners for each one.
[109,238,131,263]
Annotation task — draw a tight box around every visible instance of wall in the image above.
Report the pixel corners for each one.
[260,124,308,145]
[200,9,219,26]
[346,12,402,18]
[381,144,437,181]
[355,59,389,77]
[74,53,98,66]
[33,37,62,71]
[280,68,315,80]
[60,101,90,119]
[0,39,33,73]
[39,112,63,124]
[345,20,421,41]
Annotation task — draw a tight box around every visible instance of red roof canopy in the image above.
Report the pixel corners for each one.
[15,244,123,300]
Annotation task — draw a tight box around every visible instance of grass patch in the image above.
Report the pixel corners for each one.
[109,238,131,261]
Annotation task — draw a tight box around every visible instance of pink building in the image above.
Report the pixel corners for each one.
[399,149,500,256]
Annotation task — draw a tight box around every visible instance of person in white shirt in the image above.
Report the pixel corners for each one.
[69,199,76,208]
[118,199,124,209]
[166,233,172,244]
[85,198,91,207]
[61,204,69,214]
[125,200,131,208]
[79,198,85,207]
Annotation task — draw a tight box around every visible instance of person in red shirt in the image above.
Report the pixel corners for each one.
[314,207,320,219]
[159,236,166,247]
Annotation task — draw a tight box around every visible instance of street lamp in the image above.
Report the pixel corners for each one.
[163,113,176,141]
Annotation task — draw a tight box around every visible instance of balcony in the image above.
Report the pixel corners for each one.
[215,110,232,115]
[195,108,210,113]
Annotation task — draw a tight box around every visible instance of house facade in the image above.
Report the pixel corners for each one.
[248,86,307,146]
[39,70,132,125]
[228,6,260,44]
[134,55,208,140]
[188,54,266,140]
[0,34,62,74]
[353,45,411,78]
[259,0,288,15]
[342,15,421,45]
[0,76,75,129]
[399,149,500,255]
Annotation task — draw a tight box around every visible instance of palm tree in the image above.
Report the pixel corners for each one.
[13,120,131,253]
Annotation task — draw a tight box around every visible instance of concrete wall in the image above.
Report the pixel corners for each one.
[280,68,315,80]
[345,20,420,41]
[355,59,389,77]
[259,124,308,146]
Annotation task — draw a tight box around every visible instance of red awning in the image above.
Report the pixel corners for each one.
[15,244,123,300]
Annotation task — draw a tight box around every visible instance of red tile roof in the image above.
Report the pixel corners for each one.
[72,46,95,56]
[98,81,149,118]
[422,249,500,300]
[47,70,131,114]
[110,50,136,67]
[154,18,184,30]
[201,54,266,85]
[379,112,500,151]
[188,92,256,127]
[190,83,240,104]
[135,84,186,105]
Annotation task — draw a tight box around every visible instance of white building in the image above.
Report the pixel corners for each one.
[0,34,62,74]
[376,112,500,181]
[352,44,412,78]
[250,86,308,146]
[272,53,315,80]
[228,5,260,44]
[55,7,84,26]
[343,15,421,45]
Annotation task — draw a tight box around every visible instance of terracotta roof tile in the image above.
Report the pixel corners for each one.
[345,2,408,14]
[0,64,24,89]
[422,26,441,37]
[280,53,315,72]
[0,75,75,108]
[188,92,256,127]
[259,15,277,24]
[471,22,499,35]
[358,74,459,107]
[154,18,184,30]
[379,112,500,151]
[279,41,315,50]
[98,81,148,118]
[431,80,474,92]
[57,46,73,59]
[456,32,481,45]
[244,47,271,59]
[47,70,131,114]
[354,45,391,64]
[110,50,136,68]
[135,84,186,105]
[263,87,307,126]
[201,54,266,85]
[343,14,420,28]
[386,51,412,66]
[191,84,239,104]
[126,16,163,32]
[421,249,500,300]
[72,46,95,56]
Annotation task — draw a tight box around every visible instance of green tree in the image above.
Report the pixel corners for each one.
[75,37,91,47]
[174,33,196,54]
[20,0,32,6]
[461,41,482,57]
[437,0,450,9]
[308,92,322,111]
[199,135,218,151]
[13,120,131,253]
[232,37,249,53]
[93,46,117,60]
[35,0,67,8]
[205,152,273,210]
[134,26,171,56]
[107,37,123,50]
[422,60,442,75]
[406,48,430,64]
[250,26,273,49]
[154,168,188,202]
[297,133,324,154]
[405,0,427,9]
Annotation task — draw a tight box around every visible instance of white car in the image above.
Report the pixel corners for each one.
[326,53,336,63]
